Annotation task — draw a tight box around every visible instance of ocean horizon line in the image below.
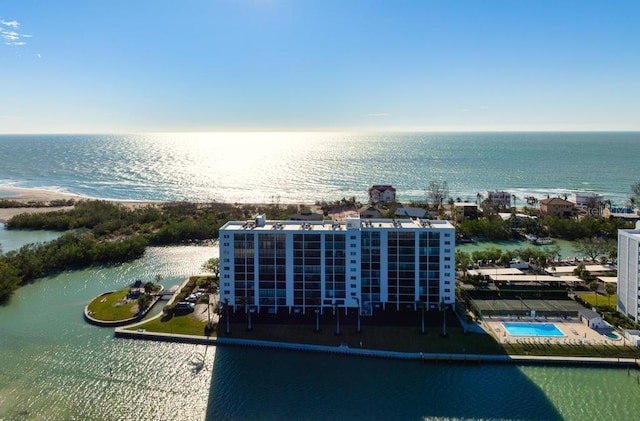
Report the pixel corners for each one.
[2,129,640,136]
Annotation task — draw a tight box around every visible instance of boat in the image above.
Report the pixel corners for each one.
[524,234,538,243]
[535,237,554,245]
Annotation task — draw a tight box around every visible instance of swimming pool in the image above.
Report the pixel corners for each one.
[503,323,566,337]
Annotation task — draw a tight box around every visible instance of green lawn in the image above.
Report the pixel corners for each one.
[87,289,137,321]
[128,313,212,336]
[578,292,617,308]
[216,323,506,355]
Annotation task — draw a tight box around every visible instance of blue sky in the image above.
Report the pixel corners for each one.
[1,0,639,133]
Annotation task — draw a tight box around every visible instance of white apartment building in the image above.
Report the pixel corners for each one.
[219,214,455,317]
[617,224,640,321]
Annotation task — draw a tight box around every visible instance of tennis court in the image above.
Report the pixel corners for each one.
[471,297,585,318]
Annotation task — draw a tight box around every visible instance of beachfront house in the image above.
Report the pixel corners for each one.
[572,192,604,210]
[539,197,577,218]
[394,206,429,219]
[218,214,455,321]
[368,185,396,204]
[453,202,481,223]
[358,205,383,219]
[487,190,511,208]
[288,208,324,221]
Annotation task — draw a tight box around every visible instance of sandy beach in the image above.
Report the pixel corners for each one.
[0,187,158,223]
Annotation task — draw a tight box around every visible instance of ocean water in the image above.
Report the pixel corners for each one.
[2,132,640,420]
[1,132,639,205]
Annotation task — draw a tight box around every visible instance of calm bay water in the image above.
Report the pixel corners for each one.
[0,242,216,420]
[2,132,640,420]
[1,230,639,420]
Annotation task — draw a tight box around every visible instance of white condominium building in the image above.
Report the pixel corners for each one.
[618,224,640,321]
[219,214,455,316]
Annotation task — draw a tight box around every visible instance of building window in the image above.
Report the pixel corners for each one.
[351,260,356,264]
[351,251,357,256]
[350,235,357,240]
[444,289,450,293]
[223,234,229,239]
[445,241,450,245]
[351,284,356,288]
[444,257,451,261]
[351,244,356,248]
[444,233,451,237]
[351,276,356,280]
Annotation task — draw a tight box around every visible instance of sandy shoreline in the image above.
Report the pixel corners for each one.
[0,186,159,224]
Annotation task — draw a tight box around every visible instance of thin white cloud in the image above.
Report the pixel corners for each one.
[368,113,389,117]
[0,20,31,46]
[2,30,20,40]
[0,20,19,28]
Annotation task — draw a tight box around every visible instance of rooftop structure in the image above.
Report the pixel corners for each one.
[218,214,455,319]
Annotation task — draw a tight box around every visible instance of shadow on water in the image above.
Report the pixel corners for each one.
[206,347,562,421]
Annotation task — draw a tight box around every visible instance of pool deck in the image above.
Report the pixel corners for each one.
[483,317,624,346]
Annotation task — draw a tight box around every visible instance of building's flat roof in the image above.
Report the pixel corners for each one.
[546,265,615,274]
[619,229,640,238]
[598,276,618,284]
[468,268,524,276]
[221,217,454,232]
[489,274,579,283]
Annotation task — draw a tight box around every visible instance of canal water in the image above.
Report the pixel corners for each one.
[1,227,639,420]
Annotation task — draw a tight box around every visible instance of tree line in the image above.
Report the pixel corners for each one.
[0,200,265,303]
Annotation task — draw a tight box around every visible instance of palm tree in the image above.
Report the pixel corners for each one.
[588,281,599,307]
[476,192,483,205]
[605,283,616,308]
[511,194,518,210]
